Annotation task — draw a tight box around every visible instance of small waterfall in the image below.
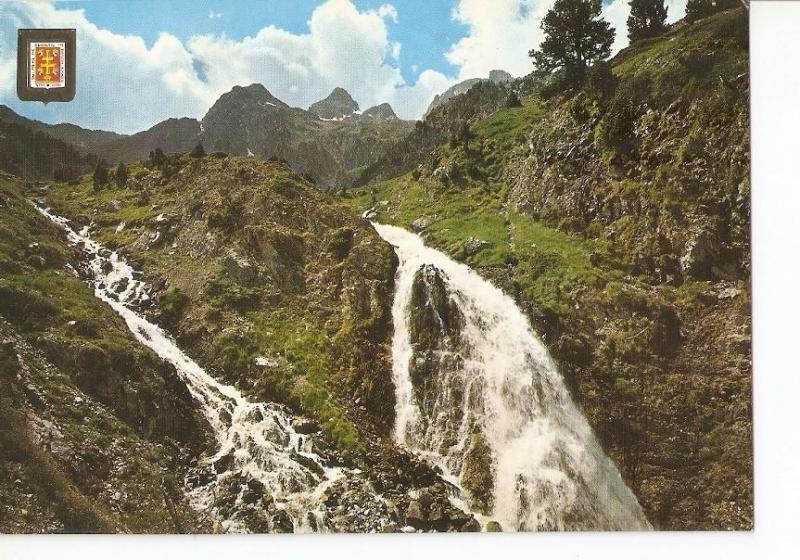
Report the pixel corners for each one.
[36,206,387,533]
[373,222,651,532]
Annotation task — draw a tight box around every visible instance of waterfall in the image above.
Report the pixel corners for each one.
[36,206,388,533]
[372,222,651,532]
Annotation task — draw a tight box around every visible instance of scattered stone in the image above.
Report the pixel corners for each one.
[463,236,492,256]
[213,449,235,474]
[412,216,434,233]
[271,510,294,533]
[292,417,320,435]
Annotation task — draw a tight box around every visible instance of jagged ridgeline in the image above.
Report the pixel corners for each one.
[0,5,750,534]
[0,85,412,191]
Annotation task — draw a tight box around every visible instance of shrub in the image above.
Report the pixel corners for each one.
[158,287,189,326]
[587,60,617,102]
[190,142,206,158]
[595,75,651,154]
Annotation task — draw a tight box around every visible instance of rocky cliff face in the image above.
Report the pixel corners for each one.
[506,10,751,529]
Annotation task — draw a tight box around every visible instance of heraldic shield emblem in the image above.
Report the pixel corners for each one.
[17,28,76,102]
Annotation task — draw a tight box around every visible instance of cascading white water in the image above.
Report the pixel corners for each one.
[35,206,385,533]
[373,222,651,532]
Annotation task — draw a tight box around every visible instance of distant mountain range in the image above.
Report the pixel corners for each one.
[0,85,411,189]
[0,73,515,189]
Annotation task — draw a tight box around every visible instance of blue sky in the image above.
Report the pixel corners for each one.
[62,0,468,84]
[0,0,687,133]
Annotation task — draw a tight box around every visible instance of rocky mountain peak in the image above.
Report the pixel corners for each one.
[488,69,512,83]
[363,103,397,120]
[309,87,360,120]
[206,83,289,116]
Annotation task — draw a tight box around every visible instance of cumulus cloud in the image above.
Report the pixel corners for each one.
[0,0,454,132]
[446,0,557,80]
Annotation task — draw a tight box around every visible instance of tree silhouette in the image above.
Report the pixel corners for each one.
[627,0,668,42]
[190,142,206,158]
[529,0,615,85]
[115,162,128,187]
[92,160,109,191]
[149,148,166,167]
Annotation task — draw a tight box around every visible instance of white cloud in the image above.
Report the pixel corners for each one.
[603,0,633,55]
[208,10,223,20]
[446,0,557,81]
[0,0,453,132]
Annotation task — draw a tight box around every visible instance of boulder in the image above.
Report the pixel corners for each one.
[292,417,321,435]
[412,217,433,233]
[213,449,235,474]
[463,236,492,256]
[680,229,721,280]
[223,250,259,285]
[460,433,495,514]
[271,510,294,533]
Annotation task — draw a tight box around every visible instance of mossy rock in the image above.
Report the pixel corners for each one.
[461,433,495,514]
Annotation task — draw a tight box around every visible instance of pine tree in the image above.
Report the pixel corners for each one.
[627,0,668,42]
[685,0,714,23]
[505,91,523,108]
[190,142,206,158]
[149,147,166,167]
[92,160,109,191]
[529,0,615,85]
[115,162,128,187]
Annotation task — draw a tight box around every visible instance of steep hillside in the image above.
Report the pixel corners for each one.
[0,105,123,154]
[95,118,202,165]
[43,155,397,449]
[349,8,751,530]
[0,173,211,532]
[0,115,97,181]
[357,77,525,186]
